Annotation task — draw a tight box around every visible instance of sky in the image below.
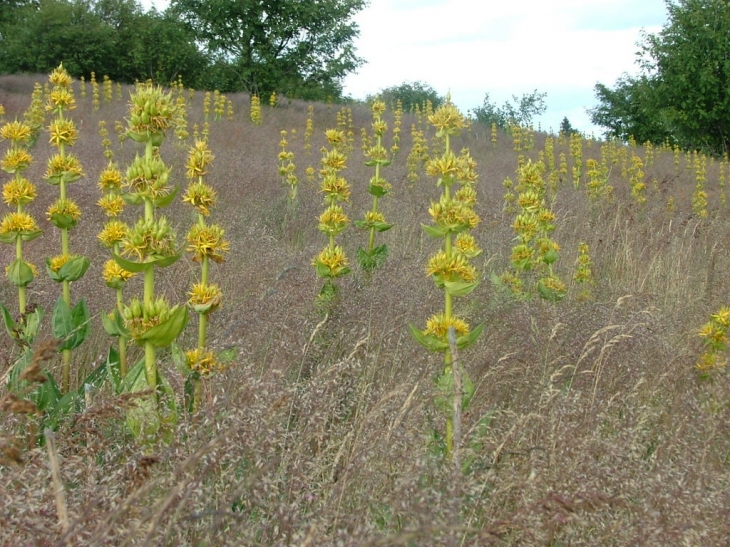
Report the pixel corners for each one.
[140,0,669,134]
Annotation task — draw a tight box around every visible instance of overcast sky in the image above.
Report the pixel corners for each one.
[140,0,669,134]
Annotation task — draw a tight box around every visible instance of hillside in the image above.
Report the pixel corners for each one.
[0,72,728,546]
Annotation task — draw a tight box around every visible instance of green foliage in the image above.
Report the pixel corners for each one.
[559,116,579,137]
[169,0,366,100]
[591,0,730,154]
[589,75,671,146]
[370,81,444,112]
[0,0,208,87]
[471,89,547,128]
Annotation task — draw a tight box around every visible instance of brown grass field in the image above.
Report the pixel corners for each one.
[0,73,729,546]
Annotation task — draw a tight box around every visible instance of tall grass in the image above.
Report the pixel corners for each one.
[0,73,729,546]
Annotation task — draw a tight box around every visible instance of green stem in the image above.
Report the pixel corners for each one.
[143,265,156,392]
[15,235,25,314]
[116,287,127,377]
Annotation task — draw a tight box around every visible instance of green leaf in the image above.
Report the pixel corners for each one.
[49,212,78,230]
[104,346,122,394]
[171,342,191,377]
[218,346,238,363]
[139,306,188,348]
[422,224,449,238]
[408,323,448,352]
[112,250,183,273]
[444,280,479,297]
[102,308,129,338]
[122,192,144,205]
[52,297,90,351]
[457,323,484,350]
[367,183,389,197]
[152,186,179,208]
[543,248,559,265]
[6,259,34,287]
[58,255,90,282]
[0,303,17,339]
[21,230,43,242]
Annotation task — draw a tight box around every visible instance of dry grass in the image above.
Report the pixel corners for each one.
[0,74,729,546]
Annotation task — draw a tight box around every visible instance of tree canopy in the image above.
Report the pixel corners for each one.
[168,0,367,100]
[590,0,730,154]
[368,81,444,112]
[0,0,368,101]
[470,90,547,128]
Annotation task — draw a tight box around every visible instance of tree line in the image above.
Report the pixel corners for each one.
[590,0,730,156]
[0,0,366,101]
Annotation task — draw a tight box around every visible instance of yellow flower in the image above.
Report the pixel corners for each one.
[48,253,72,274]
[427,251,477,283]
[98,220,129,248]
[186,223,229,263]
[371,100,386,116]
[428,101,465,136]
[97,163,123,191]
[101,258,134,284]
[182,182,217,216]
[48,118,79,147]
[454,233,481,258]
[186,347,221,377]
[2,177,37,206]
[0,121,32,145]
[711,307,730,329]
[325,129,346,147]
[46,198,81,223]
[456,150,478,184]
[313,245,349,277]
[453,185,477,207]
[48,65,73,87]
[0,212,39,235]
[97,194,125,217]
[364,210,385,223]
[122,216,177,262]
[318,205,350,235]
[188,282,222,313]
[45,153,84,183]
[2,148,33,173]
[696,351,725,371]
[428,195,480,231]
[321,148,347,171]
[320,173,350,203]
[425,150,459,181]
[46,88,76,112]
[186,139,215,179]
[371,119,387,136]
[423,313,470,340]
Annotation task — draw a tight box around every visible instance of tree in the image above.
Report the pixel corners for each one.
[559,116,579,137]
[591,0,730,154]
[168,0,367,100]
[470,89,547,128]
[589,75,670,145]
[0,0,207,87]
[369,81,444,112]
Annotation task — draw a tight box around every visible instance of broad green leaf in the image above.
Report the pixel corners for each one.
[6,259,34,287]
[58,256,90,282]
[422,224,449,238]
[457,323,484,350]
[408,324,448,352]
[152,186,179,208]
[444,280,479,297]
[139,306,188,348]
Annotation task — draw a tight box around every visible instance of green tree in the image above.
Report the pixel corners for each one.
[0,0,207,88]
[559,116,579,137]
[369,81,444,112]
[470,89,547,128]
[591,0,730,154]
[168,0,367,100]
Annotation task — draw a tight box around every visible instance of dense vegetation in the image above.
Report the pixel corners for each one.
[590,0,730,155]
[0,69,729,546]
[0,0,366,100]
